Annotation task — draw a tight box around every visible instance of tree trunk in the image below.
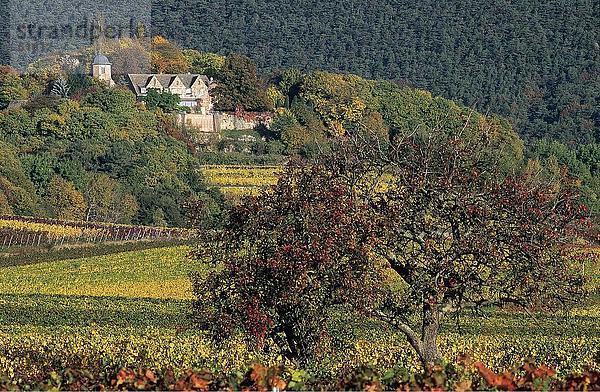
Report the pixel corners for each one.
[371,307,442,370]
[419,303,442,368]
[279,324,302,362]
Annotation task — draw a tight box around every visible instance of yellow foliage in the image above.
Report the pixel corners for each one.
[0,219,101,239]
[199,165,282,203]
[200,165,281,188]
[151,36,169,45]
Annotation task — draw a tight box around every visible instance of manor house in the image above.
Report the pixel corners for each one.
[91,53,264,135]
[91,53,214,114]
[127,73,213,114]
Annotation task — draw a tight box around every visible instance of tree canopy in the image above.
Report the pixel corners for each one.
[0,82,223,227]
[213,54,273,112]
[153,0,600,144]
[192,125,590,367]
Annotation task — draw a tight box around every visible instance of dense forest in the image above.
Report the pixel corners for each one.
[152,0,600,144]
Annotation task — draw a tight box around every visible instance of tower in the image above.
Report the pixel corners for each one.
[92,54,115,86]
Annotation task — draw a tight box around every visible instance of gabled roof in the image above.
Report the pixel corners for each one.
[127,74,210,95]
[169,75,185,87]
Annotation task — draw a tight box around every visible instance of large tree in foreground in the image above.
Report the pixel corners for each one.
[192,125,590,368]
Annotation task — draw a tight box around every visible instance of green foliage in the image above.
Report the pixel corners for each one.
[0,141,42,215]
[299,71,372,136]
[270,110,320,154]
[0,66,27,109]
[20,153,60,194]
[82,87,137,114]
[84,173,138,224]
[270,70,523,167]
[66,73,94,95]
[213,54,273,112]
[142,89,183,113]
[0,74,224,227]
[183,50,225,78]
[44,175,87,220]
[0,108,37,145]
[153,0,600,143]
[528,139,600,214]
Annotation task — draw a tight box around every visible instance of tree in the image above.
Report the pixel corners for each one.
[0,192,12,215]
[0,141,42,215]
[275,68,303,108]
[151,0,599,144]
[192,124,589,368]
[300,71,371,137]
[213,54,272,112]
[142,89,182,113]
[151,36,190,74]
[0,66,27,109]
[51,78,70,98]
[84,173,138,223]
[151,207,168,227]
[44,175,87,220]
[82,87,137,114]
[0,109,36,140]
[528,139,600,215]
[183,49,225,78]
[66,73,94,96]
[102,38,152,77]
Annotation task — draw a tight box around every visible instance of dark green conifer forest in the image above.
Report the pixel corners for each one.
[153,0,600,143]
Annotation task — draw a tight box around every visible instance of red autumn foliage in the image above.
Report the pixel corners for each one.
[3,360,598,391]
[191,128,591,368]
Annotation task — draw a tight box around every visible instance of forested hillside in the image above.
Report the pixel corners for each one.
[0,71,225,227]
[153,0,600,144]
[2,35,600,224]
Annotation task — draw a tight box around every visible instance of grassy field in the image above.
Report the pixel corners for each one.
[0,245,598,382]
[0,246,254,380]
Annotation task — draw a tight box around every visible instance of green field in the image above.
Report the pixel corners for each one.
[0,246,599,382]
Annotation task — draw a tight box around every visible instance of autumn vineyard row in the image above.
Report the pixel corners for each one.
[199,165,282,201]
[0,215,193,248]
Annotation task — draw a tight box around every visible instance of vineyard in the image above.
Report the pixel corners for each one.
[1,165,599,386]
[0,215,192,249]
[0,245,598,382]
[200,165,282,200]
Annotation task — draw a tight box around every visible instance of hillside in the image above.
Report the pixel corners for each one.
[3,49,600,219]
[0,78,226,227]
[153,0,600,144]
